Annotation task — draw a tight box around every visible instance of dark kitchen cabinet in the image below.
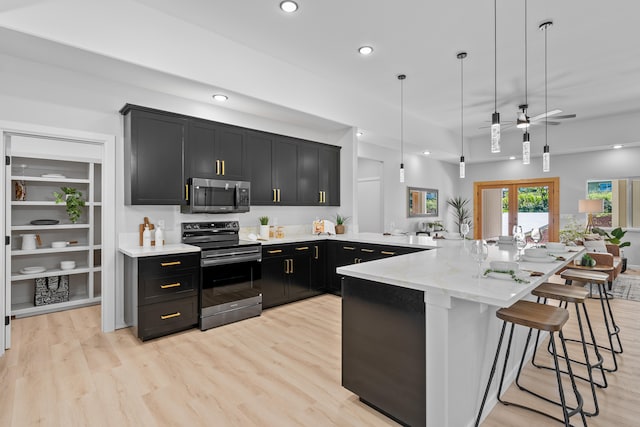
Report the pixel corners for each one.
[186,120,245,181]
[288,245,313,300]
[318,145,340,206]
[297,142,341,206]
[122,105,186,205]
[272,137,298,204]
[124,252,200,341]
[245,131,275,204]
[260,248,289,308]
[310,242,326,293]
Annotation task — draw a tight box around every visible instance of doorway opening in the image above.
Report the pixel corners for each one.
[357,158,383,233]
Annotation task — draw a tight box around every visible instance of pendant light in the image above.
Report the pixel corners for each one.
[457,52,467,179]
[521,0,531,165]
[398,74,406,183]
[490,0,501,153]
[540,20,553,172]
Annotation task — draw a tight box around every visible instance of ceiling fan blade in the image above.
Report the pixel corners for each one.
[530,109,563,122]
[532,120,561,126]
[554,114,576,119]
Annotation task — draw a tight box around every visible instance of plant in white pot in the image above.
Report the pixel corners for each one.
[258,216,269,240]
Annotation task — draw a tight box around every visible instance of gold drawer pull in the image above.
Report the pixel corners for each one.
[221,160,225,175]
[361,248,374,253]
[160,312,181,320]
[160,261,181,267]
[160,282,181,289]
[381,251,396,255]
[295,246,309,251]
[268,249,283,254]
[185,184,189,201]
[343,246,356,250]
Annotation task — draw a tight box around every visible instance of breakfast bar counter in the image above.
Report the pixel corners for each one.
[337,240,583,427]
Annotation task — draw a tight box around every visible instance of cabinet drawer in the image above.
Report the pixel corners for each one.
[262,245,291,258]
[138,296,197,341]
[139,270,198,304]
[138,253,199,276]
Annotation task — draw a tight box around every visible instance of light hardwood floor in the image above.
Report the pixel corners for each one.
[1,293,638,426]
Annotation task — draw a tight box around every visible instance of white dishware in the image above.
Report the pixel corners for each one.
[546,242,566,252]
[20,234,37,250]
[60,261,76,270]
[524,248,548,258]
[20,266,46,274]
[41,173,66,178]
[522,255,557,263]
[51,241,68,248]
[490,261,519,272]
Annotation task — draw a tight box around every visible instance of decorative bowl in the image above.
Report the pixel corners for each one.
[60,261,76,270]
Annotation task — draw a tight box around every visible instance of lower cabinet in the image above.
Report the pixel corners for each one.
[124,252,200,341]
[260,242,325,309]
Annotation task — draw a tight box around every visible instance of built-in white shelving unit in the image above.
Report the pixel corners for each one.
[8,153,102,317]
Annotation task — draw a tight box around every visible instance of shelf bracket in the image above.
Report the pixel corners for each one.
[4,316,9,326]
[5,236,9,245]
[5,155,9,166]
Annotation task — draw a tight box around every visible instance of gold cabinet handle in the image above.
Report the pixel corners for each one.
[319,191,323,203]
[267,249,282,254]
[160,312,181,320]
[361,248,374,253]
[185,184,189,201]
[314,246,319,259]
[290,258,294,274]
[295,246,309,251]
[354,258,361,264]
[277,188,281,202]
[215,160,220,175]
[160,283,181,289]
[221,160,225,176]
[381,251,396,256]
[273,189,277,202]
[284,258,290,274]
[322,191,326,203]
[343,246,356,250]
[160,261,182,267]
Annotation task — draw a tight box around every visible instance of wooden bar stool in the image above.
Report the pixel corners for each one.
[526,282,606,417]
[561,269,623,373]
[475,300,586,427]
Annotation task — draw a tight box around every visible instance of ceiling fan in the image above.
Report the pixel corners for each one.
[516,104,576,127]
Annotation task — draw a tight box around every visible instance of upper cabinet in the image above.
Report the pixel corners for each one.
[122,105,186,205]
[121,104,340,207]
[186,119,245,181]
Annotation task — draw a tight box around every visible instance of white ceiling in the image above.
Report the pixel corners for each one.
[0,0,639,163]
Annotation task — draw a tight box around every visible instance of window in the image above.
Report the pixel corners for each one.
[587,180,612,227]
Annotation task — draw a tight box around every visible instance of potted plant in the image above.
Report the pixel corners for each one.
[446,196,471,236]
[53,187,86,223]
[335,214,350,234]
[258,216,269,240]
[592,226,630,272]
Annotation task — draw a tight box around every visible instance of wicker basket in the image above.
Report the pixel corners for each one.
[34,275,70,306]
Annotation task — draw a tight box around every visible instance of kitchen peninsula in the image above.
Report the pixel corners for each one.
[337,241,583,427]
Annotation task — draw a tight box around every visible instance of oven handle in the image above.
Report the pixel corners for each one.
[201,253,262,267]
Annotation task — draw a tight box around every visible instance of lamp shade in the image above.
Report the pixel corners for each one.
[578,199,603,214]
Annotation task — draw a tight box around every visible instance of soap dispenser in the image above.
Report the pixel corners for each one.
[155,225,164,247]
[142,224,151,248]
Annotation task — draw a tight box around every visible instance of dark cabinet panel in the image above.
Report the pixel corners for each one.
[216,124,245,180]
[297,143,320,204]
[186,120,245,180]
[245,131,276,204]
[288,246,313,300]
[310,242,326,292]
[319,145,341,206]
[260,256,288,309]
[123,107,186,205]
[273,138,298,204]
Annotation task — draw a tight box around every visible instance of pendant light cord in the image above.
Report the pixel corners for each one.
[544,23,548,148]
[524,0,528,107]
[460,56,464,157]
[401,77,404,164]
[494,0,497,113]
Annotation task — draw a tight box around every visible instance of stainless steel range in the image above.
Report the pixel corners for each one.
[181,221,262,331]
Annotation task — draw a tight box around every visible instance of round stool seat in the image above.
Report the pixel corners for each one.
[532,282,589,303]
[560,268,609,285]
[497,300,568,332]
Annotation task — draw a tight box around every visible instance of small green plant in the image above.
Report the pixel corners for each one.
[447,196,471,234]
[336,214,350,225]
[581,253,596,267]
[258,216,269,226]
[54,187,85,223]
[592,227,630,248]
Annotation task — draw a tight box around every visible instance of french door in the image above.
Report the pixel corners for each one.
[473,177,560,242]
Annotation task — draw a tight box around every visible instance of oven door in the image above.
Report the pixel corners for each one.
[200,260,262,313]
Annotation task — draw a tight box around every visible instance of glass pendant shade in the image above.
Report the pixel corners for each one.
[543,145,550,172]
[400,163,405,183]
[491,112,501,153]
[522,131,531,164]
[459,156,466,179]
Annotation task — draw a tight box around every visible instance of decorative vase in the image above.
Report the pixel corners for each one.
[259,225,270,240]
[335,224,345,234]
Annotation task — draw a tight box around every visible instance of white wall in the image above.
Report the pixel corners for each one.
[462,147,640,264]
[358,142,460,233]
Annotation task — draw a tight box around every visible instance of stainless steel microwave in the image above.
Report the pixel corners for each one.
[181,178,250,214]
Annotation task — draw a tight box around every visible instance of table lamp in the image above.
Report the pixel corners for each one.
[578,199,604,233]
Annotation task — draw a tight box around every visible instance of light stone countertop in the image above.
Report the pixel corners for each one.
[251,232,439,249]
[119,243,200,258]
[337,241,584,308]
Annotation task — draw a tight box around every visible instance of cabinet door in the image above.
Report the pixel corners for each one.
[272,137,298,204]
[297,142,320,205]
[245,131,275,204]
[260,256,288,308]
[310,242,326,292]
[126,109,186,205]
[185,120,217,179]
[288,246,313,301]
[358,245,380,262]
[329,242,359,294]
[215,124,245,180]
[319,145,341,206]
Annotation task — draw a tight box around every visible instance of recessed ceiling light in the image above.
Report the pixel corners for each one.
[356,131,363,137]
[509,156,517,160]
[612,144,623,149]
[358,46,374,55]
[280,1,298,13]
[212,94,228,102]
[423,151,431,155]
